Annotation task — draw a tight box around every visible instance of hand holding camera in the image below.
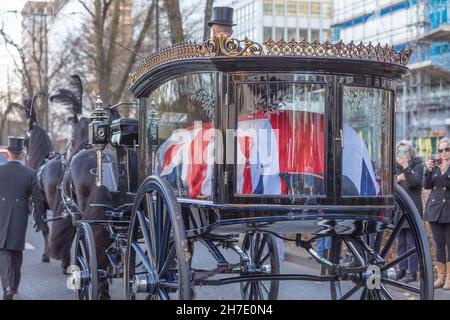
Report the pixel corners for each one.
[426,159,436,172]
[432,158,442,166]
[427,158,443,172]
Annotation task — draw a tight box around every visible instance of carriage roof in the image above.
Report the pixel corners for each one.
[129,35,413,98]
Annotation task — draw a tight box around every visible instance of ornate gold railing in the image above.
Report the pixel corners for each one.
[129,35,413,84]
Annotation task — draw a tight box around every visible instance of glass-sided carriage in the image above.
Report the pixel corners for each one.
[81,36,433,300]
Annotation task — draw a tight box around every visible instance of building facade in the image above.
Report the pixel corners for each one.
[332,0,450,157]
[214,0,333,43]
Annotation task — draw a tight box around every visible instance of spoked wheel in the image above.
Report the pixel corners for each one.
[240,232,280,300]
[329,184,433,300]
[125,176,191,300]
[74,222,98,300]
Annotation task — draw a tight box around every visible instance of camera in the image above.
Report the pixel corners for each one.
[432,158,442,166]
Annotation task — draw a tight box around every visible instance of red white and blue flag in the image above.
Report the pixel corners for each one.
[155,110,379,198]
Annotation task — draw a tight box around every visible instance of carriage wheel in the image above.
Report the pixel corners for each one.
[74,222,98,300]
[329,184,433,300]
[240,232,280,300]
[125,176,191,300]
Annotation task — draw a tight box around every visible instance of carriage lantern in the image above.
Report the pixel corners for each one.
[88,96,110,187]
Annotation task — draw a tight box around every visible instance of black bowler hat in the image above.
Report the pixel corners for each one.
[208,7,236,27]
[7,136,25,154]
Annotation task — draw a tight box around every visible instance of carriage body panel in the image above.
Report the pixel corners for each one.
[126,37,412,234]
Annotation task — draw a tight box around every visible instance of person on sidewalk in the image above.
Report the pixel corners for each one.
[395,140,424,283]
[0,137,47,300]
[423,137,450,290]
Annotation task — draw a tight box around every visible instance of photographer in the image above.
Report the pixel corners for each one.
[395,140,424,283]
[423,137,450,290]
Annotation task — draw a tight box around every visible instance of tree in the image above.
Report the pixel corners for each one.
[76,0,156,105]
[163,0,184,44]
[203,0,214,41]
[0,12,68,130]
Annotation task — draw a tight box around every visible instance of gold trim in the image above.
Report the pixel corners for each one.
[205,35,264,57]
[129,36,413,84]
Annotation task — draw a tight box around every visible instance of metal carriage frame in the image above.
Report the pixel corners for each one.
[69,36,433,300]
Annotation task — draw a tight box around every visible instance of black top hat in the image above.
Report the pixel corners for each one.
[7,136,25,154]
[208,7,235,27]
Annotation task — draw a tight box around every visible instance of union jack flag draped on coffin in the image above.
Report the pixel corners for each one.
[155,110,380,199]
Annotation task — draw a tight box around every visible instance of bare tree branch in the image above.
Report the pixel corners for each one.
[163,0,184,44]
[0,26,34,97]
[112,0,156,103]
[103,0,121,100]
[203,0,214,41]
[78,0,95,18]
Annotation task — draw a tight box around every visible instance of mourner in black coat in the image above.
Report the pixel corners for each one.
[423,165,450,224]
[0,137,46,300]
[394,141,424,283]
[423,137,450,289]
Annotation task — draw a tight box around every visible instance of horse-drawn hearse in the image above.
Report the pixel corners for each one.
[62,34,434,300]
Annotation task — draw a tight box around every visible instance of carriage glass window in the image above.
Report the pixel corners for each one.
[341,86,393,196]
[235,81,325,196]
[148,73,216,200]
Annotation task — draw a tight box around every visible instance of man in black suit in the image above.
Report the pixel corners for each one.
[0,137,46,300]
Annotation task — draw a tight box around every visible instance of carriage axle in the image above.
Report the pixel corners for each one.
[132,273,158,295]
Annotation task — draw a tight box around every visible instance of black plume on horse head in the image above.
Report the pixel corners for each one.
[50,74,83,124]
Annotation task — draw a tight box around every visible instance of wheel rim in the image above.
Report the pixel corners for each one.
[329,185,433,300]
[125,177,191,300]
[240,232,280,300]
[74,223,98,300]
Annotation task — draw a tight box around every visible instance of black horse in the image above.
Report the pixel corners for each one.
[66,110,122,300]
[39,75,87,271]
[41,75,122,299]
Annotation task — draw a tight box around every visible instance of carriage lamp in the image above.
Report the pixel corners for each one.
[89,96,110,187]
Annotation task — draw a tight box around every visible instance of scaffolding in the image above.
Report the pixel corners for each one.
[332,0,450,157]
[395,0,450,158]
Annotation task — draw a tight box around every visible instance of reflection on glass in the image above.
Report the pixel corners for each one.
[149,73,216,200]
[342,86,392,196]
[236,81,326,196]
